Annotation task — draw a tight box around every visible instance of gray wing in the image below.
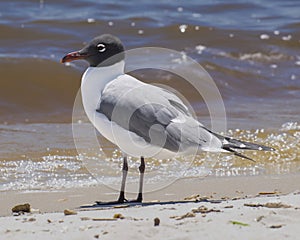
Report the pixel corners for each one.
[97,77,220,152]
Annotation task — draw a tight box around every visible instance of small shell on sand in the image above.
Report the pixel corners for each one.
[64,209,77,215]
[113,213,124,219]
[270,224,283,229]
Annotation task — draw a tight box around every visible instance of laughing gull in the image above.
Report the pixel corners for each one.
[61,34,274,203]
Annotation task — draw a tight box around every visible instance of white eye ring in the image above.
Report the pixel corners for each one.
[97,43,106,52]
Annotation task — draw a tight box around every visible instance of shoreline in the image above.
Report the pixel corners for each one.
[1,173,299,216]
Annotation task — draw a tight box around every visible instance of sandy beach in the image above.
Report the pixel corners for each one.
[1,174,300,239]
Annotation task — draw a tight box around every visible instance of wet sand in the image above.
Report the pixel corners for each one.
[1,174,300,239]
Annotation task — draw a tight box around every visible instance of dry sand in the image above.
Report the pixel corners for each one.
[1,174,300,239]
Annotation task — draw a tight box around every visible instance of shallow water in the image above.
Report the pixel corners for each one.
[0,0,299,191]
[0,122,299,192]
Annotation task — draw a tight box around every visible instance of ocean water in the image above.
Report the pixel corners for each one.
[0,0,299,191]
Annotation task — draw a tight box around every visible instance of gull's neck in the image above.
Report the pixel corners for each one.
[82,60,125,88]
[81,60,125,115]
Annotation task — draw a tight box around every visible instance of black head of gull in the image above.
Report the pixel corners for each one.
[61,34,125,67]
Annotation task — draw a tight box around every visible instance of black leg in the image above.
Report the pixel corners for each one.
[95,156,145,206]
[136,156,145,202]
[117,156,128,203]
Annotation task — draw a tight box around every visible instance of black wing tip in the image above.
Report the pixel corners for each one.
[204,127,275,152]
[222,144,276,162]
[254,144,276,152]
[254,146,276,152]
[266,146,276,152]
[234,151,256,162]
[224,138,275,152]
[222,146,256,162]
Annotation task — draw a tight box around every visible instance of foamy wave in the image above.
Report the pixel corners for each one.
[239,52,290,62]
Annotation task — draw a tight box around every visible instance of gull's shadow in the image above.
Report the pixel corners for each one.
[79,199,223,209]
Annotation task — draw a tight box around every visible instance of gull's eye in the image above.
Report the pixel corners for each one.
[97,43,106,52]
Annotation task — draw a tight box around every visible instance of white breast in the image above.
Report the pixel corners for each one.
[81,61,125,113]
